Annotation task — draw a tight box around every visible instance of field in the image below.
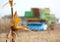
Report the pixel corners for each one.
[0,18,60,42]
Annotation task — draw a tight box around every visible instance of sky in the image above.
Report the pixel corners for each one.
[0,0,60,18]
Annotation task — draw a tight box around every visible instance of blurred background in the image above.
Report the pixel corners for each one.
[0,0,60,23]
[0,0,60,42]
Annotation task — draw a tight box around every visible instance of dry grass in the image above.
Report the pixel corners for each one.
[0,30,60,42]
[0,18,60,42]
[0,18,10,33]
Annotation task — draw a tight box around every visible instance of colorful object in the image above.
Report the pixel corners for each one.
[31,8,40,18]
[25,11,34,18]
[40,13,49,20]
[24,8,56,31]
[46,14,56,25]
[27,22,47,30]
[40,8,50,20]
[40,8,50,14]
